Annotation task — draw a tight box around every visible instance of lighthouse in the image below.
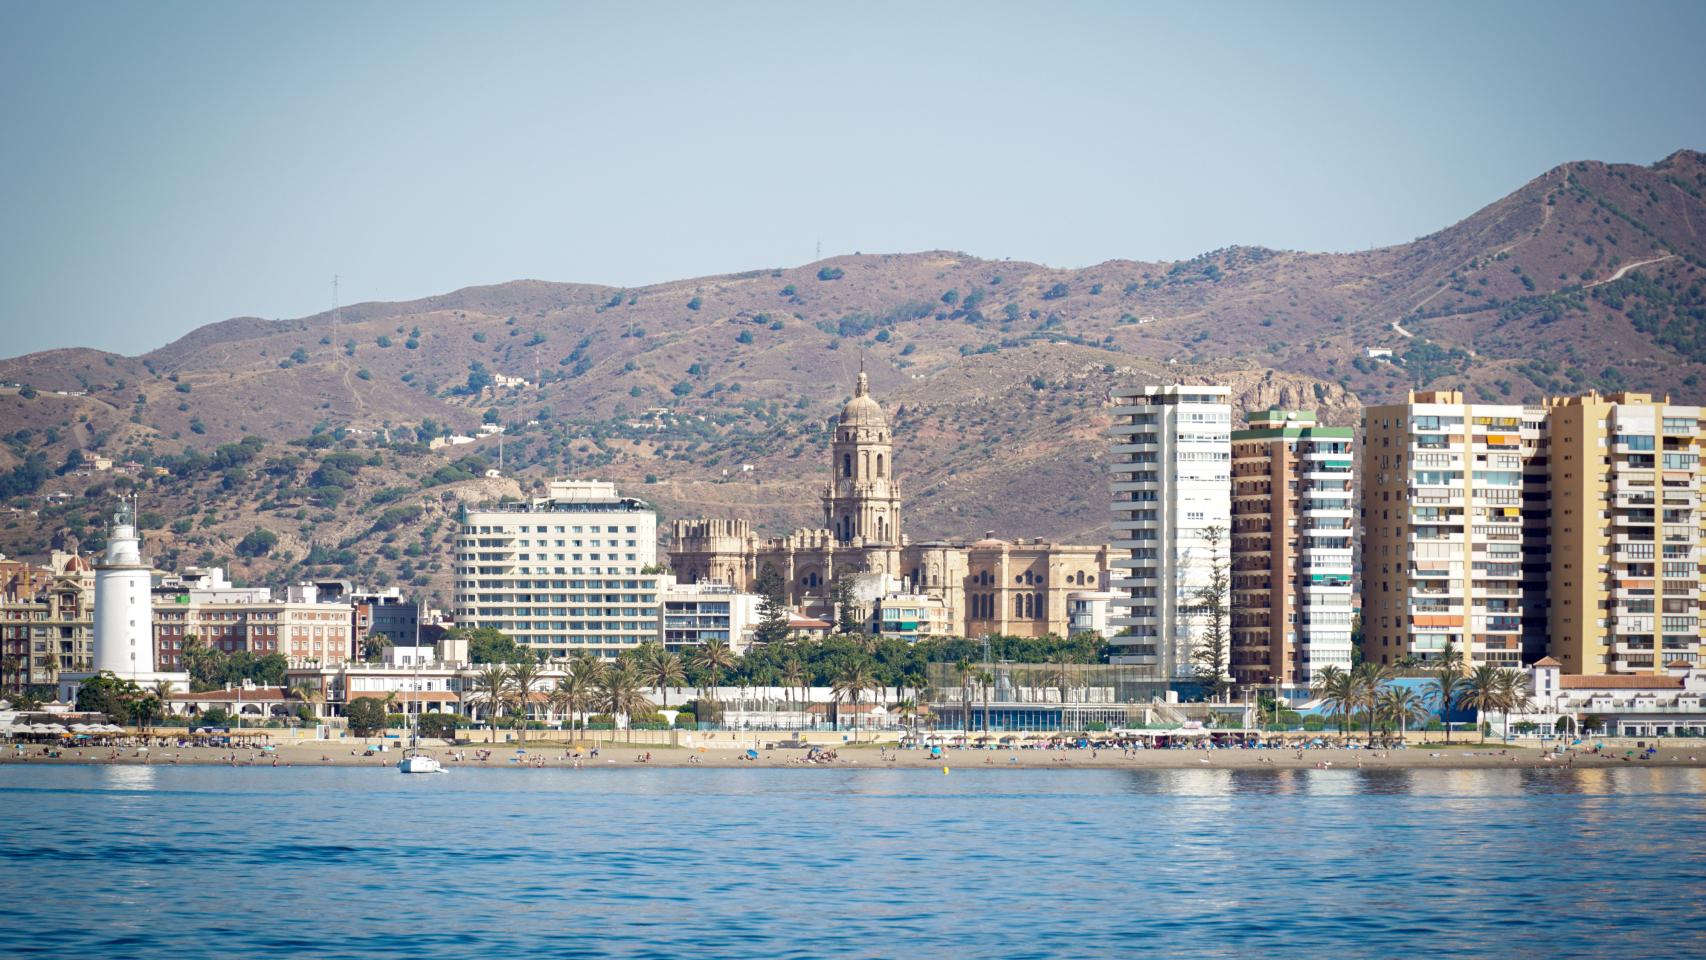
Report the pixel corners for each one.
[58,498,188,705]
[92,499,155,676]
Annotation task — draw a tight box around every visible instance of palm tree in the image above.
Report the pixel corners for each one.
[955,658,972,735]
[553,655,604,741]
[976,670,995,737]
[155,679,180,724]
[780,656,808,729]
[1460,665,1507,744]
[599,658,654,742]
[1353,663,1392,746]
[1495,668,1534,743]
[1376,685,1430,743]
[1037,661,1064,705]
[691,639,738,713]
[638,643,686,709]
[1,654,24,693]
[1310,665,1356,738]
[831,657,877,741]
[472,664,511,743]
[506,658,546,743]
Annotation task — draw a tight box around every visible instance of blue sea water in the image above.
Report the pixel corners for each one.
[2,764,1704,959]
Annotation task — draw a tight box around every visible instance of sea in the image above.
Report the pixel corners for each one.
[1,764,1703,959]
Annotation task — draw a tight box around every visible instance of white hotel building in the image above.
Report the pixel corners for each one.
[1108,384,1232,678]
[453,480,661,659]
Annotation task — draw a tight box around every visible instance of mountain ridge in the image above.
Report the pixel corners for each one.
[1,149,1703,604]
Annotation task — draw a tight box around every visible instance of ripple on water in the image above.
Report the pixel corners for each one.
[1,765,1704,959]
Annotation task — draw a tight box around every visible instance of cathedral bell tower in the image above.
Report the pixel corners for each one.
[823,363,902,545]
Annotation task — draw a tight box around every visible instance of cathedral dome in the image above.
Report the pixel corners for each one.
[840,367,888,428]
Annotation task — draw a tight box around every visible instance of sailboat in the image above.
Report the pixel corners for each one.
[398,656,444,774]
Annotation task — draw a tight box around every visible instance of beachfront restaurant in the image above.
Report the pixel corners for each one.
[924,663,1173,732]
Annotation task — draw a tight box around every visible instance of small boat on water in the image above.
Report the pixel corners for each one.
[398,753,444,774]
[396,662,444,774]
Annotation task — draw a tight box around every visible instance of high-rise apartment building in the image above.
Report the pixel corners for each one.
[1360,391,1545,669]
[1229,409,1354,688]
[1109,384,1232,677]
[1546,392,1704,674]
[453,480,660,659]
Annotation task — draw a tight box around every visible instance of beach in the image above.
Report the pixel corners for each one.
[6,737,1704,771]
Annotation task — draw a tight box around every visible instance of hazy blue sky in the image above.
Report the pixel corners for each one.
[3,1,1704,356]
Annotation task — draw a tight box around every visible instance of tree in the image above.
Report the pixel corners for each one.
[691,640,738,711]
[346,697,387,737]
[1460,665,1508,745]
[955,658,973,734]
[288,683,321,724]
[552,655,603,740]
[1377,685,1430,742]
[1310,665,1357,737]
[417,712,460,739]
[464,361,493,394]
[976,670,994,736]
[199,706,234,729]
[1188,525,1232,701]
[753,565,792,645]
[506,659,545,741]
[235,528,278,558]
[831,657,877,740]
[1495,669,1534,743]
[464,627,531,664]
[1431,660,1467,744]
[637,643,685,708]
[1045,659,1074,706]
[75,672,143,725]
[471,664,511,743]
[362,634,393,664]
[599,659,653,741]
[2,654,27,693]
[829,575,861,635]
[781,656,809,728]
[1353,662,1392,746]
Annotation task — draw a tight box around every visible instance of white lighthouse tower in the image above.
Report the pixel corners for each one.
[58,498,188,705]
[93,499,155,676]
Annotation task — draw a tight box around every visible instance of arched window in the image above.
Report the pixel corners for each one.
[1014,594,1024,618]
[876,454,885,478]
[842,453,852,478]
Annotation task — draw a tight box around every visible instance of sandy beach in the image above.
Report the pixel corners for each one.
[6,738,1705,771]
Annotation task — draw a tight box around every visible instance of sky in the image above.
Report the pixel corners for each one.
[2,1,1704,357]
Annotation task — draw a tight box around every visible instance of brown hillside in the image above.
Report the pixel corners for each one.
[1,150,1702,601]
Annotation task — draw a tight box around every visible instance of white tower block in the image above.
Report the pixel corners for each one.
[93,502,154,676]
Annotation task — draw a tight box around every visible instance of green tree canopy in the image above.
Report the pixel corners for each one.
[462,627,534,664]
[346,697,388,736]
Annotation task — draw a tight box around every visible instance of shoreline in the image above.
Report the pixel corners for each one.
[6,741,1705,772]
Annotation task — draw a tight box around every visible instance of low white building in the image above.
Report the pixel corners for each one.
[1515,658,1706,738]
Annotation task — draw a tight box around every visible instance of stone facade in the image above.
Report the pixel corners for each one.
[669,368,1110,638]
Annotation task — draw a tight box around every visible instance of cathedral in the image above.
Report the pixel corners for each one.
[668,367,1111,638]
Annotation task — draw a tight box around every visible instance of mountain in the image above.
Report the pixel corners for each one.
[1,150,1703,605]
